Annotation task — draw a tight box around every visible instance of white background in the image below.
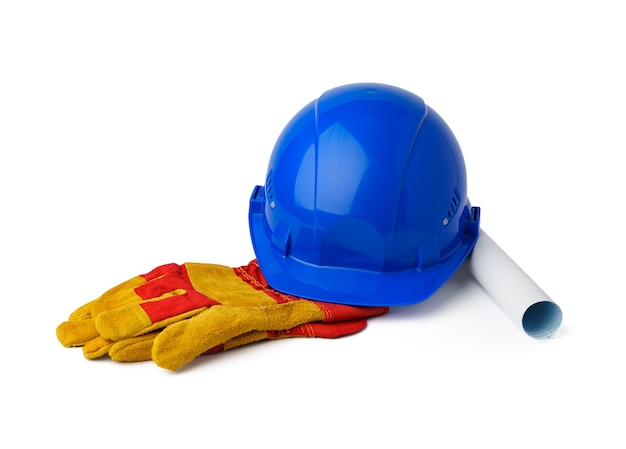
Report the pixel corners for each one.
[1,1,624,447]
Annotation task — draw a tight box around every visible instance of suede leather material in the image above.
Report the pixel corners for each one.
[56,260,389,370]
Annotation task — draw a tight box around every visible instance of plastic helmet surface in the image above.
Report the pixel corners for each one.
[249,83,480,306]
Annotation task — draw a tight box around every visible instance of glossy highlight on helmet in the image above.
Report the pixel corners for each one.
[249,83,480,306]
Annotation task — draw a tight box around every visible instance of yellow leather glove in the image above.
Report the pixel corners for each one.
[57,260,388,368]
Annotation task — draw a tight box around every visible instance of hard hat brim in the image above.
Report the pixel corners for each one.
[249,195,480,307]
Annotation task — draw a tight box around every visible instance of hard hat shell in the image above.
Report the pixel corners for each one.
[249,83,480,306]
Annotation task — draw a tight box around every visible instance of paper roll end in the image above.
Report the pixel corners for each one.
[522,301,563,338]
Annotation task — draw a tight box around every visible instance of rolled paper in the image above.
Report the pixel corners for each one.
[467,228,562,338]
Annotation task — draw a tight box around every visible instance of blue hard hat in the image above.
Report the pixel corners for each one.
[249,83,480,306]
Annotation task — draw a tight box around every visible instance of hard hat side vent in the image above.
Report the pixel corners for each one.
[266,171,276,208]
[442,188,461,226]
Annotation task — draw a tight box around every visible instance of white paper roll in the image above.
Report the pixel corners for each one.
[467,228,562,338]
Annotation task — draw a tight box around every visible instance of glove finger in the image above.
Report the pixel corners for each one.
[56,318,100,347]
[57,282,147,347]
[90,277,147,317]
[153,301,324,370]
[95,289,218,341]
[83,336,114,359]
[96,264,224,341]
[67,299,97,321]
[109,332,158,362]
[57,298,100,347]
[58,288,146,348]
[58,263,192,349]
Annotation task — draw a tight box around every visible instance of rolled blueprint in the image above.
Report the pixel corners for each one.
[467,228,562,338]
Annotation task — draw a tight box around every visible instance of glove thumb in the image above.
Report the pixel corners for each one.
[152,301,324,370]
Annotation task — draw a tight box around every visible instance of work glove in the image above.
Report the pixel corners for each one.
[57,260,388,370]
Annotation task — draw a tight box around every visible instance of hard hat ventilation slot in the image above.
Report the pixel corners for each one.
[266,172,276,208]
[442,188,461,226]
